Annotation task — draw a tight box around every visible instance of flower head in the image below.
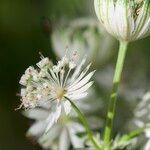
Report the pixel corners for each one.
[19,54,95,131]
[94,0,150,41]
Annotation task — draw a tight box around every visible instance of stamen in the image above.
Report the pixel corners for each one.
[39,52,45,59]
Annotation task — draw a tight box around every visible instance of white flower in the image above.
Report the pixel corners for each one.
[24,108,85,150]
[52,18,116,67]
[94,0,150,41]
[134,92,150,150]
[19,54,95,132]
[23,88,101,150]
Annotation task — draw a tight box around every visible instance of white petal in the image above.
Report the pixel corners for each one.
[68,92,88,100]
[144,140,150,150]
[45,104,62,132]
[54,104,62,122]
[45,113,56,132]
[23,109,49,120]
[27,121,47,137]
[38,125,61,149]
[69,123,85,148]
[69,81,94,95]
[63,101,71,115]
[49,69,58,82]
[59,128,70,150]
[70,55,86,82]
[69,63,91,87]
[68,71,95,91]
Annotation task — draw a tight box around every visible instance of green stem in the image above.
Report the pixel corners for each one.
[65,97,101,150]
[121,125,150,142]
[103,41,128,146]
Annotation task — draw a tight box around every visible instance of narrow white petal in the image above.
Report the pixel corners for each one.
[68,92,88,100]
[70,57,86,81]
[63,101,71,115]
[49,68,58,82]
[45,104,62,132]
[68,63,91,87]
[59,128,70,150]
[68,70,95,91]
[45,113,56,132]
[69,81,93,94]
[54,104,62,122]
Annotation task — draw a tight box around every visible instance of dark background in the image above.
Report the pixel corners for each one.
[0,0,149,150]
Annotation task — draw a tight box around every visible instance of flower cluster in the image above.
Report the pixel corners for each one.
[19,54,95,132]
[94,0,150,41]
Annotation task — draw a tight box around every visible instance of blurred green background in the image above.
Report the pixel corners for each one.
[0,0,149,150]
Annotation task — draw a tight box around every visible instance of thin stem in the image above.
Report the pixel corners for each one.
[65,97,101,150]
[103,41,128,146]
[121,124,150,142]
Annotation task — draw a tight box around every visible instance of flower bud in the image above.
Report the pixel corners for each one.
[94,0,150,41]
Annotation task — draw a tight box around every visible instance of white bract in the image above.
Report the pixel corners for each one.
[94,0,150,41]
[19,54,94,132]
[134,92,150,150]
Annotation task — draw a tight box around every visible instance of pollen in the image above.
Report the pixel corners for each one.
[56,87,66,100]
